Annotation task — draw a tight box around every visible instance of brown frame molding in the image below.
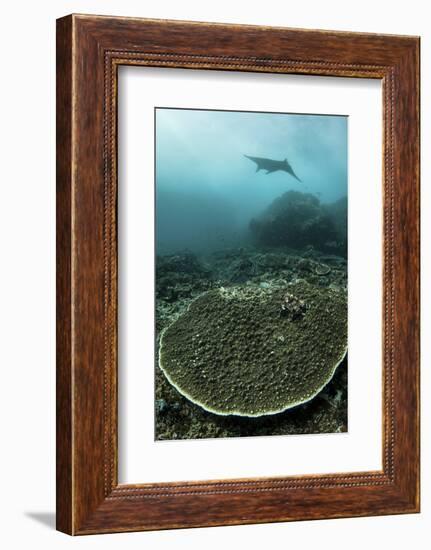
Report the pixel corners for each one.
[56,14,420,535]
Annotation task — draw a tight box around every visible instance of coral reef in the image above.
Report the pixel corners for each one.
[156,253,212,303]
[280,292,307,320]
[155,354,347,440]
[159,281,347,417]
[249,191,347,257]
[155,248,348,439]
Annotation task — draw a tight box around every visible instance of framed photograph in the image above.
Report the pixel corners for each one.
[56,14,420,535]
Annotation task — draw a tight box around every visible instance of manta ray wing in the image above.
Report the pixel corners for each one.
[244,155,272,174]
[287,166,301,182]
[284,159,301,182]
[244,154,265,165]
[244,155,266,173]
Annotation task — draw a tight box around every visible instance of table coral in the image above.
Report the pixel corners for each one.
[159,281,347,417]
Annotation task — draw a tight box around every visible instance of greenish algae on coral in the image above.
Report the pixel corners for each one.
[159,281,347,417]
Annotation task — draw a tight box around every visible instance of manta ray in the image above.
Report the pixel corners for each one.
[244,154,301,182]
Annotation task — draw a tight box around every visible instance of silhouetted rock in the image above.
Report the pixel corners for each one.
[249,191,347,257]
[323,196,347,247]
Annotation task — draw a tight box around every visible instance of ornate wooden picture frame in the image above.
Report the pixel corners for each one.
[56,14,420,535]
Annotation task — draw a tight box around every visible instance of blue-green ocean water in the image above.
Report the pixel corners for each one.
[155,108,347,255]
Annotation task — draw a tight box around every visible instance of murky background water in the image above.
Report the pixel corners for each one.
[156,108,347,255]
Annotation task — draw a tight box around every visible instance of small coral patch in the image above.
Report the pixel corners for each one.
[159,281,347,417]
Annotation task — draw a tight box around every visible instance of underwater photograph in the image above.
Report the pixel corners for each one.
[155,107,348,440]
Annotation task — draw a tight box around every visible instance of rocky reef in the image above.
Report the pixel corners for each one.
[159,282,347,416]
[249,191,347,257]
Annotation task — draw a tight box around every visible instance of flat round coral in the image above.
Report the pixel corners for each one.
[159,281,347,417]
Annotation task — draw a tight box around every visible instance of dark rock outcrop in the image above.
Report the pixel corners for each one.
[249,191,347,257]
